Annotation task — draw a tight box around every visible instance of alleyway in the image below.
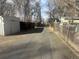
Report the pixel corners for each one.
[0,27,78,59]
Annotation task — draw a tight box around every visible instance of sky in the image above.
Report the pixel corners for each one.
[6,0,14,4]
[40,0,49,20]
[41,0,55,20]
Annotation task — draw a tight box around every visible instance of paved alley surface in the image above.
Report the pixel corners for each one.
[0,27,79,59]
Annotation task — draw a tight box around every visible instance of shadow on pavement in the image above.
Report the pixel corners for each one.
[20,27,44,34]
[9,27,44,36]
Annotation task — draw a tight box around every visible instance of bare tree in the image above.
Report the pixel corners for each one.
[47,0,78,17]
[0,0,15,16]
[47,0,56,23]
[35,1,41,23]
[0,0,42,23]
[4,3,15,16]
[30,0,41,23]
[0,0,6,15]
[54,0,79,17]
[13,0,41,22]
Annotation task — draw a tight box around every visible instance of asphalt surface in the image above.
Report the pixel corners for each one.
[0,27,79,59]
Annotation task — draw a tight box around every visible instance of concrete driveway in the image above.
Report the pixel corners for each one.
[0,27,78,59]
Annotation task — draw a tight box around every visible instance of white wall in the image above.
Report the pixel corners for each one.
[0,16,5,36]
[0,23,5,35]
[4,21,20,35]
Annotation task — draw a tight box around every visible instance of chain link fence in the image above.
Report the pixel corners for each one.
[53,22,79,46]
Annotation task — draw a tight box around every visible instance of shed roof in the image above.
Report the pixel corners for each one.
[0,16,20,22]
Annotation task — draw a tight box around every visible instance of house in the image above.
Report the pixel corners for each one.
[0,16,20,36]
[60,17,79,23]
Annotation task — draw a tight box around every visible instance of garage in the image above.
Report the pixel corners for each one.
[0,16,20,36]
[20,22,35,31]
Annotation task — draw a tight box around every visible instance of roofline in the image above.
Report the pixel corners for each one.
[62,17,79,20]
